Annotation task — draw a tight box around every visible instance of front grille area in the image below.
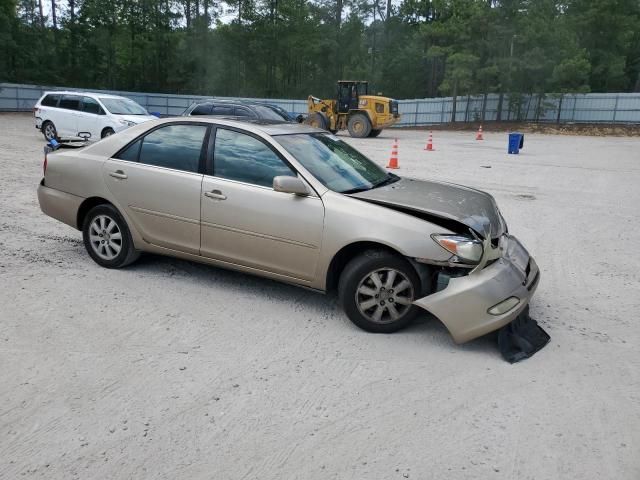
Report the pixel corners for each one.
[390,100,399,115]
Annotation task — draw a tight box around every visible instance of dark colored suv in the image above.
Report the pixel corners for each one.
[182,100,293,122]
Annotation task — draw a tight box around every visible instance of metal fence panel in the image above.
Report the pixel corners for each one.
[2,82,639,125]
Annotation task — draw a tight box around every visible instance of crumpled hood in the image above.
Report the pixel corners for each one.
[114,114,157,124]
[350,177,505,238]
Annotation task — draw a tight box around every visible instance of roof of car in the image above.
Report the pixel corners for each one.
[42,91,131,100]
[82,116,325,159]
[189,98,282,108]
[160,116,321,135]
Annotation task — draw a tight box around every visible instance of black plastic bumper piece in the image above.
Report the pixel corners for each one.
[498,305,550,363]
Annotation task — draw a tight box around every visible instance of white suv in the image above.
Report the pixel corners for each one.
[34,91,158,142]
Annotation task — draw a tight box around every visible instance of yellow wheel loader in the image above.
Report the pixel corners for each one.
[304,81,400,138]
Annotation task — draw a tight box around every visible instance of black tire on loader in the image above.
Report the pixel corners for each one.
[347,113,372,138]
[305,112,328,130]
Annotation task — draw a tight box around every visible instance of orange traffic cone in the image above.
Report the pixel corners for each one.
[387,139,399,169]
[424,131,434,151]
[476,125,484,141]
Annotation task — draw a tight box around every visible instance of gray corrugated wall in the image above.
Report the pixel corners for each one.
[2,83,639,125]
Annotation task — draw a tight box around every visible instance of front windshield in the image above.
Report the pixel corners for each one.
[275,133,393,193]
[253,105,289,121]
[100,97,148,115]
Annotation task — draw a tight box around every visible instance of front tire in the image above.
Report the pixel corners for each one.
[368,129,382,138]
[338,250,421,333]
[82,204,139,268]
[42,121,58,142]
[305,112,328,130]
[347,113,372,138]
[101,127,115,138]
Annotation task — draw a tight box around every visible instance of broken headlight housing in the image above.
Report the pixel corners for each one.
[432,234,484,264]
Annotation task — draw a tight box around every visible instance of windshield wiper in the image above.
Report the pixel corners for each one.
[372,173,400,189]
[341,186,372,194]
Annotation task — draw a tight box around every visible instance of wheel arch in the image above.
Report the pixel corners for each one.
[76,196,114,230]
[325,240,423,293]
[101,126,115,138]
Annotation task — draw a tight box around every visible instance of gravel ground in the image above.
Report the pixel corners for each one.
[1,113,639,479]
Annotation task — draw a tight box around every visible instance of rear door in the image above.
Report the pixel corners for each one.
[102,123,208,255]
[200,126,325,281]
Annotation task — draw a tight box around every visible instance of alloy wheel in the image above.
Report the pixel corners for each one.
[355,268,414,324]
[89,215,123,260]
[44,123,56,140]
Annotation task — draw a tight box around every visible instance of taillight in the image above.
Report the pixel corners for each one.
[43,145,50,175]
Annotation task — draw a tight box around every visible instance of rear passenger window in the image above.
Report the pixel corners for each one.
[59,95,81,110]
[212,105,233,115]
[116,139,141,162]
[190,103,213,115]
[138,125,207,173]
[213,128,296,187]
[82,97,103,115]
[41,94,60,107]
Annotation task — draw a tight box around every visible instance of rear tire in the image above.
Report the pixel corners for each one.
[101,127,115,138]
[305,112,328,130]
[338,249,421,333]
[42,121,58,142]
[347,113,372,138]
[368,129,382,138]
[82,204,139,269]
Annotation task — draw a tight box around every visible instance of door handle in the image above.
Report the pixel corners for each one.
[204,189,227,200]
[109,170,128,179]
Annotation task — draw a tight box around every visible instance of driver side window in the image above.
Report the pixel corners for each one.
[213,128,295,188]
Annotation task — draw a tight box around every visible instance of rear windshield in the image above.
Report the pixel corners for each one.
[100,97,147,115]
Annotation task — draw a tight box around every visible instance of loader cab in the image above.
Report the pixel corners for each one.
[337,81,369,114]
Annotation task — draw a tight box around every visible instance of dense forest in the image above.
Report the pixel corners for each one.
[1,0,639,99]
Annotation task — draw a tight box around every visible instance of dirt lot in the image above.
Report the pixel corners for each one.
[1,112,639,479]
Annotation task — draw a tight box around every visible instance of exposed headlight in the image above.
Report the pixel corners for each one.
[432,234,484,264]
[118,119,136,127]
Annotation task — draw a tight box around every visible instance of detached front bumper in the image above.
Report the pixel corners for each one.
[414,235,540,344]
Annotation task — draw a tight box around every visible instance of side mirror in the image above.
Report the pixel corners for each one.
[273,176,309,196]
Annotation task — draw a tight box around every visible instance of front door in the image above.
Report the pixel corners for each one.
[200,127,324,281]
[103,123,208,255]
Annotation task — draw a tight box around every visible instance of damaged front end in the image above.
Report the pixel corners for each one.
[348,178,549,359]
[415,230,542,346]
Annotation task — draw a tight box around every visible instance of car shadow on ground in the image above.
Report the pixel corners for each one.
[125,252,503,360]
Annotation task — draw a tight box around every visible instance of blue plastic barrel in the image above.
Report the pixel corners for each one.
[508,132,524,154]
